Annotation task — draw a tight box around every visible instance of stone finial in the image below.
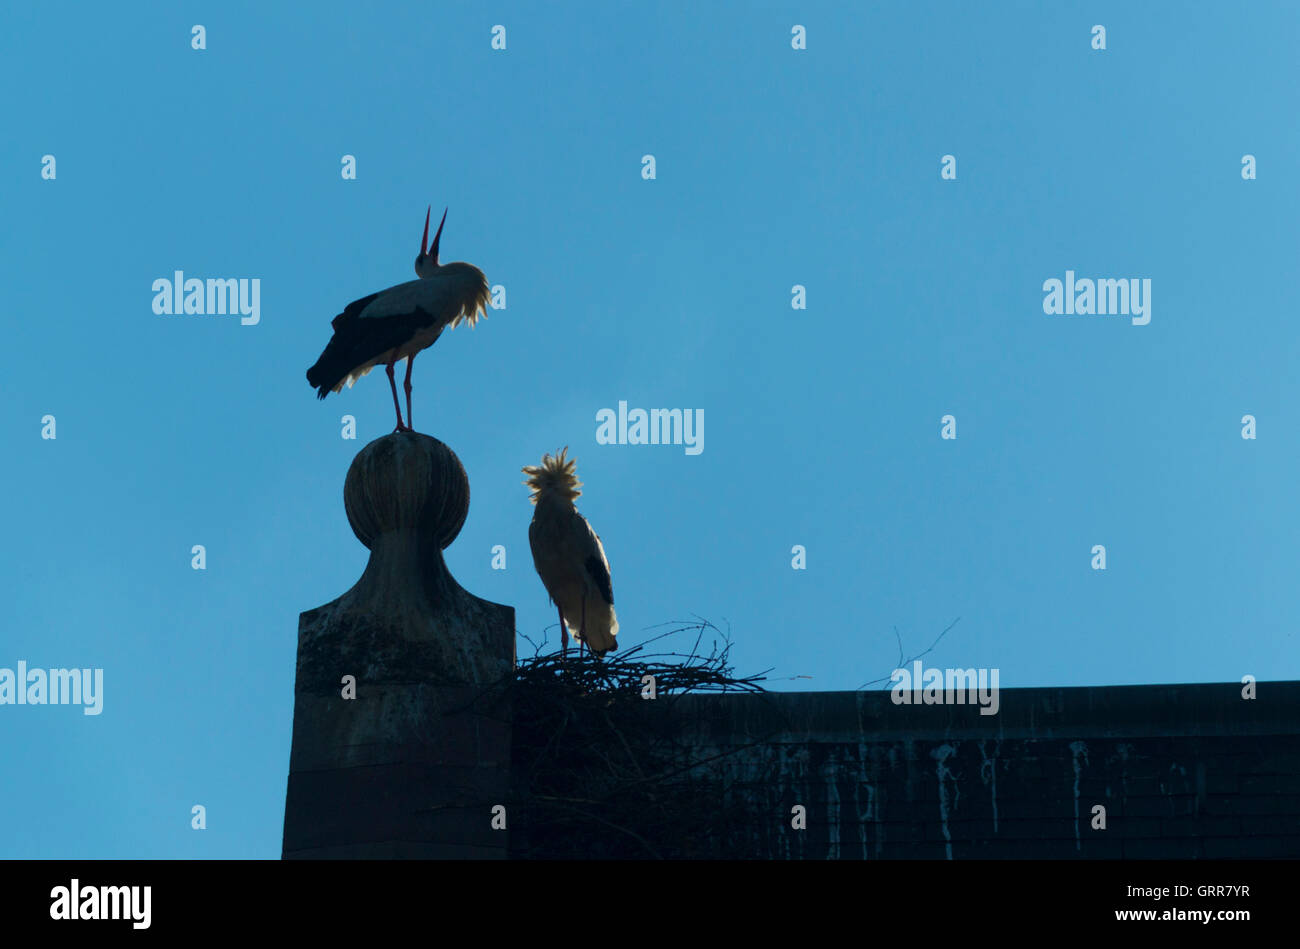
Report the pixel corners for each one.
[296,431,513,688]
[344,433,469,551]
[284,431,515,858]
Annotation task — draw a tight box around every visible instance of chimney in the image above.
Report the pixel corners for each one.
[283,432,515,858]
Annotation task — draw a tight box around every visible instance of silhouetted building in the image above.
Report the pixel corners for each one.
[284,434,1300,859]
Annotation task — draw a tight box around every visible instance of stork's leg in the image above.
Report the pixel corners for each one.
[558,605,567,658]
[386,360,408,432]
[404,353,416,432]
[579,597,587,657]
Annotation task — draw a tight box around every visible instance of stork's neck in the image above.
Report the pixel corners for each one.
[534,493,576,516]
[415,258,443,280]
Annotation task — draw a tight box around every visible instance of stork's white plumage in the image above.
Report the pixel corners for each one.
[523,448,619,657]
[306,206,490,432]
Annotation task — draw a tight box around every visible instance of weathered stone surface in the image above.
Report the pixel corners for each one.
[344,432,469,551]
[645,682,1300,859]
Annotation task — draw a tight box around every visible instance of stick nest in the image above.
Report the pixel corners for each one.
[499,618,775,858]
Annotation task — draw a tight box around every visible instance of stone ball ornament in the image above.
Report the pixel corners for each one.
[343,432,470,551]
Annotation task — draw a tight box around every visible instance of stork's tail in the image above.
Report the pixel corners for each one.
[306,357,345,399]
[578,605,619,657]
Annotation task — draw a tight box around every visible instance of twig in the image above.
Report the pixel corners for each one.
[857,616,962,690]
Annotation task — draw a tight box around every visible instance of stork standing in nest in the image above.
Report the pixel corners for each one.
[523,448,619,658]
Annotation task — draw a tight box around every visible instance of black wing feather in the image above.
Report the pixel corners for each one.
[331,292,382,330]
[585,553,614,605]
[305,294,441,398]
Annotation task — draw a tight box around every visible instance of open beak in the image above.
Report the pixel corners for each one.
[420,206,448,262]
[429,207,448,262]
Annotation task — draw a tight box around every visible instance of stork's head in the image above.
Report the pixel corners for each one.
[522,447,582,505]
[414,205,448,278]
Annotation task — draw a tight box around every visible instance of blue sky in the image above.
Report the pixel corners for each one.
[2,1,1297,857]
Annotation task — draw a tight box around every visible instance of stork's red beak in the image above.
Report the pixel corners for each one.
[420,206,449,262]
[430,207,448,262]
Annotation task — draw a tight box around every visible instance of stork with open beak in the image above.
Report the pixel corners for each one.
[523,448,619,658]
[306,207,490,432]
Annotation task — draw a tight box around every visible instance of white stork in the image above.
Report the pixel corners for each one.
[306,207,490,432]
[523,448,619,658]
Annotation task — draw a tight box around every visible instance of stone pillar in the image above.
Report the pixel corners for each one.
[282,432,515,858]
